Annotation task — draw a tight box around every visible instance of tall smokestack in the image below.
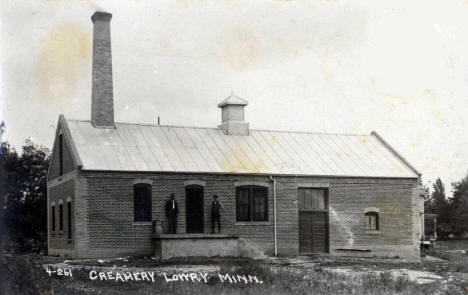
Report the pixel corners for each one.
[91,11,114,128]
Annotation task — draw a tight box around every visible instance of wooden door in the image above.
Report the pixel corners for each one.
[185,185,204,233]
[298,188,329,253]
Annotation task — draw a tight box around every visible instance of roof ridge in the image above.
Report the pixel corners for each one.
[66,119,369,136]
[118,122,220,130]
[251,128,369,136]
[66,119,220,130]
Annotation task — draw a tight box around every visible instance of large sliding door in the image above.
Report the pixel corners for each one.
[298,188,329,254]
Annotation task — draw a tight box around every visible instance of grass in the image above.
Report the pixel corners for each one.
[2,253,468,294]
[421,246,451,260]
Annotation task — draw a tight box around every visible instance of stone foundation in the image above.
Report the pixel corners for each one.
[152,234,260,260]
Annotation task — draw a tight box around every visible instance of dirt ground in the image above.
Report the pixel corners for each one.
[1,246,468,295]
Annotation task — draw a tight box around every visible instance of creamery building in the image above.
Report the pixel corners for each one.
[47,12,423,261]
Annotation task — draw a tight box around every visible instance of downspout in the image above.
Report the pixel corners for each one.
[270,176,277,256]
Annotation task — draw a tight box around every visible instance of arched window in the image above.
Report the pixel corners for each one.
[365,212,379,230]
[58,134,63,176]
[134,183,152,222]
[51,205,56,231]
[236,186,268,222]
[59,203,64,231]
[67,201,72,239]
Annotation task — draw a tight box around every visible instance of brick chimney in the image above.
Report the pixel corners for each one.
[91,12,114,128]
[217,94,249,135]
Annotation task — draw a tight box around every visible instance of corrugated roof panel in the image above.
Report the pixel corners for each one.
[252,131,290,174]
[269,131,307,174]
[138,125,162,148]
[65,120,418,178]
[137,145,161,171]
[113,143,137,171]
[281,132,316,174]
[222,134,259,173]
[326,135,360,176]
[249,132,279,173]
[319,134,356,175]
[301,133,342,175]
[163,127,199,172]
[341,135,381,177]
[68,121,86,145]
[240,134,275,174]
[149,127,185,172]
[286,132,326,175]
[128,125,149,147]
[117,124,138,147]
[183,128,222,173]
[220,133,254,172]
[263,131,300,174]
[149,147,173,171]
[208,129,245,172]
[126,145,149,171]
[193,128,229,173]
[236,135,269,174]
[174,128,210,172]
[95,139,121,170]
[77,142,100,170]
[92,128,121,170]
[74,124,109,170]
[369,136,413,176]
[360,136,396,177]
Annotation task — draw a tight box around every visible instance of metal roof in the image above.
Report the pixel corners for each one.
[64,119,418,178]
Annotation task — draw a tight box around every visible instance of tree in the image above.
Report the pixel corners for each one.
[432,178,446,206]
[450,173,468,237]
[425,178,451,237]
[1,139,50,252]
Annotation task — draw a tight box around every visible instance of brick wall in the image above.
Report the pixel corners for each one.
[48,129,75,180]
[272,177,419,259]
[48,179,75,253]
[70,171,419,260]
[83,173,274,255]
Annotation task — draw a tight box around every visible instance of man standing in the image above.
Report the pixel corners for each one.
[165,193,179,234]
[211,194,223,234]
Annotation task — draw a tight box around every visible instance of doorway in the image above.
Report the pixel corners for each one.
[185,185,204,233]
[298,188,329,253]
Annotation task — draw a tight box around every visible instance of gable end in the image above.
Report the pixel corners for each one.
[47,115,82,181]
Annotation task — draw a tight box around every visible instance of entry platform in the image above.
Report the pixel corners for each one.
[152,233,242,260]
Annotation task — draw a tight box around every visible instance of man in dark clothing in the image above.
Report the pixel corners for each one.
[211,194,223,234]
[165,193,179,234]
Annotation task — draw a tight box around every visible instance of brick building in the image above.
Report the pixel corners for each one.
[47,12,423,261]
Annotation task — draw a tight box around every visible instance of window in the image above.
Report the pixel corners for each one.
[298,188,326,210]
[236,186,268,222]
[67,201,72,239]
[134,183,152,222]
[51,205,56,231]
[58,134,63,176]
[59,203,63,231]
[365,212,379,230]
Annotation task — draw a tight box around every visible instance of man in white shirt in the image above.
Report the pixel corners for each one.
[165,193,179,233]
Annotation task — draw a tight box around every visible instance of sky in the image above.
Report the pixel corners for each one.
[1,0,468,192]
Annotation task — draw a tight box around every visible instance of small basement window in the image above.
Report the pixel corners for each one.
[365,212,379,231]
